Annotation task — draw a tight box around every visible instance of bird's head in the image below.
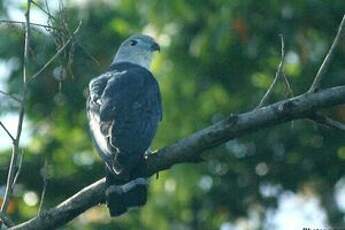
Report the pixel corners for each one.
[112,34,160,69]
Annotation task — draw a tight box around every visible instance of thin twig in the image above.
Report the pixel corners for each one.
[0,0,31,215]
[11,150,24,189]
[0,90,22,103]
[31,0,57,22]
[1,146,17,213]
[0,211,15,227]
[308,14,345,93]
[282,72,293,97]
[28,21,82,82]
[44,0,54,31]
[256,34,286,108]
[44,0,50,16]
[0,121,15,143]
[309,112,345,131]
[0,19,55,30]
[38,159,48,215]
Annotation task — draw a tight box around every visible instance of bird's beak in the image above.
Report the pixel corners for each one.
[151,42,160,52]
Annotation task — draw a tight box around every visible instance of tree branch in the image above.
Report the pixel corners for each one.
[0,20,56,30]
[309,112,345,131]
[11,85,345,230]
[38,159,48,215]
[0,90,22,103]
[0,121,15,143]
[308,14,345,93]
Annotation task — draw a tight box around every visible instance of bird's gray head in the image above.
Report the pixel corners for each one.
[112,34,160,70]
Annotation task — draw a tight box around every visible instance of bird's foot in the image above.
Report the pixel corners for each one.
[106,177,148,216]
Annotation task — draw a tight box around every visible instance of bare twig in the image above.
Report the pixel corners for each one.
[11,150,24,189]
[308,14,345,93]
[309,112,345,131]
[31,0,57,22]
[1,0,31,215]
[44,0,50,16]
[0,90,22,103]
[256,34,287,108]
[23,2,31,85]
[0,121,15,143]
[28,21,82,82]
[38,159,49,215]
[0,20,56,30]
[282,72,293,97]
[1,146,17,214]
[1,147,23,217]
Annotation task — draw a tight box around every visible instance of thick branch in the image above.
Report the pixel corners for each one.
[11,85,345,230]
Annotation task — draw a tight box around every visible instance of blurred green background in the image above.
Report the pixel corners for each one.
[0,0,345,229]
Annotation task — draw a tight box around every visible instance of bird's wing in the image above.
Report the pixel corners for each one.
[100,68,162,121]
[87,64,162,173]
[87,71,118,162]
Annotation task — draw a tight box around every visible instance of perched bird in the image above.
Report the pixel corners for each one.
[86,34,162,216]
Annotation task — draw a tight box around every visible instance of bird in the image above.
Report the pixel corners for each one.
[86,34,162,216]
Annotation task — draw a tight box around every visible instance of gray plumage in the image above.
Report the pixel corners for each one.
[86,34,162,216]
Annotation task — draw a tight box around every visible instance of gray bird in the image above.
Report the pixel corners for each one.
[86,34,162,216]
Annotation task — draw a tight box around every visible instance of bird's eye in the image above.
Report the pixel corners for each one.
[130,40,138,46]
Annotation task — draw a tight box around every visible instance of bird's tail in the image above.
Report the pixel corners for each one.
[105,167,148,216]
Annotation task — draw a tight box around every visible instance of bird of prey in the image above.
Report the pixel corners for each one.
[86,34,162,216]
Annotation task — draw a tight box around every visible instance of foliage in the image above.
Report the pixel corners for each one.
[0,0,345,229]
